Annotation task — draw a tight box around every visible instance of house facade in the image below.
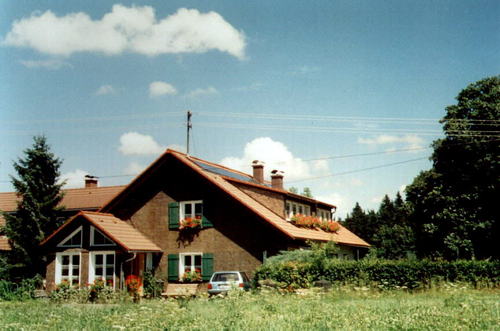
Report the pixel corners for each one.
[39,150,369,291]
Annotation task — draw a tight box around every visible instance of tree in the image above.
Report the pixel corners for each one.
[2,136,66,277]
[301,187,313,198]
[406,76,500,259]
[288,187,299,194]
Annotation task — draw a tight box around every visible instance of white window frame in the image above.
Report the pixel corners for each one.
[285,201,311,220]
[178,252,203,276]
[89,251,116,289]
[55,252,81,285]
[179,200,203,220]
[90,226,114,247]
[318,209,332,221]
[145,253,153,271]
[57,226,82,248]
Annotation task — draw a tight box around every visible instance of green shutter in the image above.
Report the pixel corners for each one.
[167,254,179,281]
[201,214,213,228]
[168,202,179,229]
[201,253,214,281]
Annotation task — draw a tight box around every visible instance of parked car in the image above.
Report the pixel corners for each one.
[207,271,251,295]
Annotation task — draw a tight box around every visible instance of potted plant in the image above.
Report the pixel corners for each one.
[180,216,202,230]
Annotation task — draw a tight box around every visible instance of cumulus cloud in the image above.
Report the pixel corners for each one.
[95,84,115,95]
[19,58,71,70]
[124,162,146,175]
[149,81,177,97]
[219,137,330,182]
[118,132,165,155]
[185,86,218,98]
[357,134,425,150]
[3,5,246,59]
[59,169,88,188]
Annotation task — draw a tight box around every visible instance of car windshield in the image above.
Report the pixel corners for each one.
[212,273,239,282]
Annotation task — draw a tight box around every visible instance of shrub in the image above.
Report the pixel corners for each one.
[0,275,42,301]
[143,271,164,298]
[255,248,500,290]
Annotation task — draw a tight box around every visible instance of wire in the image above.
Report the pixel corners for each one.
[287,157,429,184]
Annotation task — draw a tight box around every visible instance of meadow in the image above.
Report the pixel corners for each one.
[1,287,499,330]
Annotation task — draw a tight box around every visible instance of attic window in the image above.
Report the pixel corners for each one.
[58,226,82,248]
[91,227,114,246]
[285,201,311,220]
[180,201,203,220]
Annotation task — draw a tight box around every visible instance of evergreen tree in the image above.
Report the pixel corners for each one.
[301,187,313,198]
[2,136,65,277]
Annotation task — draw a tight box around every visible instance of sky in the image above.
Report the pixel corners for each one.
[1,0,499,218]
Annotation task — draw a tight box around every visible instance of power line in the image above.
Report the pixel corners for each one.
[287,157,429,184]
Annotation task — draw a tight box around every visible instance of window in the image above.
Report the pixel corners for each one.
[179,253,202,275]
[168,253,214,281]
[318,209,332,221]
[58,226,82,248]
[285,201,311,220]
[89,251,115,288]
[90,226,114,246]
[180,201,203,220]
[55,252,80,285]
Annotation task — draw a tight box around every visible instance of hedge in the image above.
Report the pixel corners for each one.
[254,259,500,289]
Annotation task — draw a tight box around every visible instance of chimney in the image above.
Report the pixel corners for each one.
[252,160,265,184]
[271,170,284,190]
[85,175,98,188]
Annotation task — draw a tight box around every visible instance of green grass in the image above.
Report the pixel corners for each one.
[0,288,499,330]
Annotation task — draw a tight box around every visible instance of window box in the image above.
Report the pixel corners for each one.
[291,214,340,233]
[179,216,202,230]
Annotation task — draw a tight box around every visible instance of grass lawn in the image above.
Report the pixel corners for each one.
[0,288,498,330]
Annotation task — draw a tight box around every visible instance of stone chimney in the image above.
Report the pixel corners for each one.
[252,160,265,184]
[85,175,98,188]
[271,170,284,190]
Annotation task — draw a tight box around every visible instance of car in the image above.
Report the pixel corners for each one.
[207,271,251,295]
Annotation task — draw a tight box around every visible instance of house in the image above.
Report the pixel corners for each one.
[0,180,125,252]
[18,149,371,291]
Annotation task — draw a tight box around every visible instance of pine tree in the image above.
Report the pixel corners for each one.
[2,136,65,278]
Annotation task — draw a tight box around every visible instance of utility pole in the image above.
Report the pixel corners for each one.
[186,110,192,155]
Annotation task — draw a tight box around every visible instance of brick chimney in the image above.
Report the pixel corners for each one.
[252,160,265,184]
[84,175,98,188]
[271,170,284,190]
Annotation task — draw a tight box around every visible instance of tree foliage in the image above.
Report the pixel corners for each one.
[2,136,66,278]
[406,76,499,259]
[344,194,414,259]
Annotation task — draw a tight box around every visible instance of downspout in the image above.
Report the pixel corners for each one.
[120,252,137,290]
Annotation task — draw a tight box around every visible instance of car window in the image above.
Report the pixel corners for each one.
[212,273,239,282]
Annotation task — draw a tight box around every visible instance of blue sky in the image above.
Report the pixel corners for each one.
[1,1,499,217]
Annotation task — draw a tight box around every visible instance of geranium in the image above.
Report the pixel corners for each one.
[291,214,340,232]
[180,216,202,230]
[181,270,202,282]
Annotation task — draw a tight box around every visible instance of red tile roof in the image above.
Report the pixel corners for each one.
[173,151,369,247]
[41,211,161,252]
[0,185,126,227]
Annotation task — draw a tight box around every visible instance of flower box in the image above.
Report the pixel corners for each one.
[180,216,202,230]
[291,214,340,233]
[180,270,202,283]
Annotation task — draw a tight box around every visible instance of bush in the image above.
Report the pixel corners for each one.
[0,275,43,301]
[143,271,164,298]
[255,246,500,290]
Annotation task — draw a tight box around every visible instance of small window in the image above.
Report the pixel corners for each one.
[180,253,202,274]
[180,201,203,221]
[56,252,80,285]
[91,227,114,246]
[58,226,82,248]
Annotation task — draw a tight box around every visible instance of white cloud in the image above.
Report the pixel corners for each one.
[19,58,71,70]
[357,134,425,150]
[3,5,246,59]
[315,192,347,219]
[95,84,115,95]
[149,81,177,97]
[118,132,165,155]
[185,86,218,98]
[166,144,186,153]
[219,137,330,182]
[59,169,88,188]
[124,162,146,175]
